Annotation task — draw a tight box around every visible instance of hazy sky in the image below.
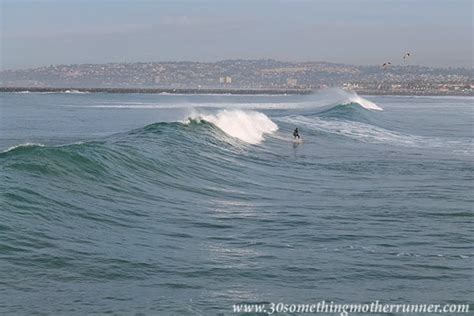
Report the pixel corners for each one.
[1,0,472,70]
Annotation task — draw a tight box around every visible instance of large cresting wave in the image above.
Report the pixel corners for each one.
[187,109,278,144]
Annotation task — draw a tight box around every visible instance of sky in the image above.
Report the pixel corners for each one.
[0,0,472,70]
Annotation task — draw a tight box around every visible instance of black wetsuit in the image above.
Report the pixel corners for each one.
[293,128,300,139]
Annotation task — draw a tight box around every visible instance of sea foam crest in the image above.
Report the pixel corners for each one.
[343,91,383,111]
[64,89,89,94]
[1,142,45,153]
[190,110,278,144]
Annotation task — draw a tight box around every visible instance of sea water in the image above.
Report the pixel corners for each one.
[0,90,472,314]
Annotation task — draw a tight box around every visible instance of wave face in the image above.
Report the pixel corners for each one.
[0,90,472,314]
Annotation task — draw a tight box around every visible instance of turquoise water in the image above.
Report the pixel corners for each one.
[0,91,472,314]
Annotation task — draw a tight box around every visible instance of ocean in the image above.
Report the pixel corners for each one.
[0,90,472,314]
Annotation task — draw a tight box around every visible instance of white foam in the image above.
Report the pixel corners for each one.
[2,142,44,153]
[189,110,278,144]
[1,141,86,154]
[64,89,89,94]
[344,91,383,111]
[286,87,383,111]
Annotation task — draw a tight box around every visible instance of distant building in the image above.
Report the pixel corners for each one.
[287,78,297,87]
[219,76,232,84]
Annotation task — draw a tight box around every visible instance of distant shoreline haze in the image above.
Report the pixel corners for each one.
[0,60,472,96]
[2,59,473,73]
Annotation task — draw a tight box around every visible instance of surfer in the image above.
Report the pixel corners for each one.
[293,128,300,139]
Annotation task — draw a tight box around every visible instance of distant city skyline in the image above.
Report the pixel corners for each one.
[1,0,472,70]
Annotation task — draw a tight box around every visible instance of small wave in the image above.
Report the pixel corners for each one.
[315,103,377,124]
[187,110,278,145]
[292,88,383,112]
[1,142,45,154]
[342,90,383,111]
[1,141,86,155]
[64,89,89,94]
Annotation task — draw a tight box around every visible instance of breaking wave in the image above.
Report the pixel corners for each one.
[187,110,278,144]
[342,91,383,111]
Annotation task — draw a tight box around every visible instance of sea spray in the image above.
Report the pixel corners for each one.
[187,109,278,144]
[318,88,383,111]
[343,91,383,111]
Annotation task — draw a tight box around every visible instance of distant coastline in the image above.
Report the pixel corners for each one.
[2,60,472,97]
[0,86,472,97]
